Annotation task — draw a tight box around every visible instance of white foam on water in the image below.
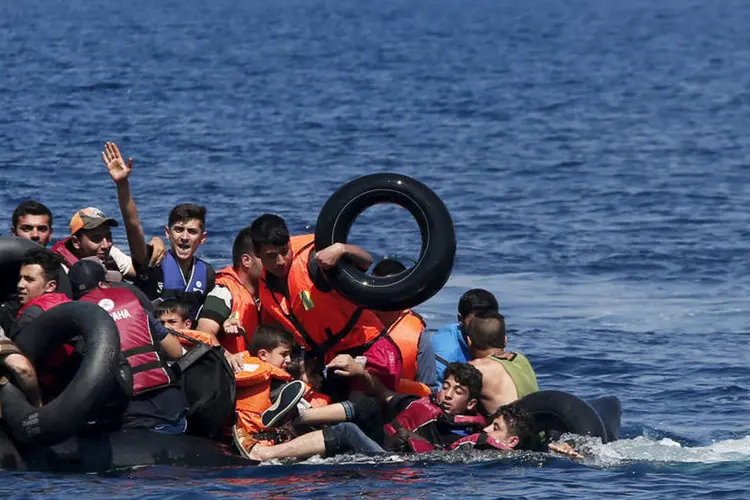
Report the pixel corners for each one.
[561,434,750,466]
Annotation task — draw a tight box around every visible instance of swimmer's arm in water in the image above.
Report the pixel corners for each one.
[103,141,149,270]
[326,354,396,404]
[315,243,373,271]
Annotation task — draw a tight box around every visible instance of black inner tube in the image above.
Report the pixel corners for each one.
[0,236,72,300]
[1,301,127,446]
[315,173,456,311]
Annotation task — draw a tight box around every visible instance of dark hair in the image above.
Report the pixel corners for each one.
[488,404,534,450]
[248,324,295,356]
[372,258,406,277]
[154,300,191,322]
[443,362,483,402]
[12,200,53,231]
[466,312,506,350]
[21,249,63,284]
[168,203,207,231]
[458,289,498,318]
[286,346,323,380]
[250,214,290,253]
[232,226,255,268]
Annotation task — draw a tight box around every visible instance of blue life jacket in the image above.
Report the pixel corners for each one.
[432,323,471,383]
[159,252,214,319]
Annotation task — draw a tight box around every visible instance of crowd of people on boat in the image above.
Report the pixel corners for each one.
[0,142,547,462]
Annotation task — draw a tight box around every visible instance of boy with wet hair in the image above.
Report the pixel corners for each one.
[154,300,193,330]
[467,313,538,414]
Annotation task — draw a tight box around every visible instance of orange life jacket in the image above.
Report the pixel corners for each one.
[214,266,260,354]
[175,329,220,347]
[234,353,293,435]
[258,234,385,363]
[389,310,432,397]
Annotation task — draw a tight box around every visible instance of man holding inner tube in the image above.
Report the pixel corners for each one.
[249,214,402,398]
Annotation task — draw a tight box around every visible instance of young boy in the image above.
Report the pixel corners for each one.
[231,325,307,457]
[155,300,194,331]
[103,142,214,319]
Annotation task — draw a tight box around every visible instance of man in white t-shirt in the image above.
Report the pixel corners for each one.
[50,207,164,280]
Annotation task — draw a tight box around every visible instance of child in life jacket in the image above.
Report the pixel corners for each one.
[231,325,332,458]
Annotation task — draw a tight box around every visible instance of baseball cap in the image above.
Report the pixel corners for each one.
[69,207,119,235]
[69,258,122,298]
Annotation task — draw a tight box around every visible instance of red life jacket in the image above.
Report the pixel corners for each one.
[448,432,514,451]
[17,292,70,317]
[50,237,79,267]
[80,287,174,396]
[383,396,486,452]
[15,292,73,397]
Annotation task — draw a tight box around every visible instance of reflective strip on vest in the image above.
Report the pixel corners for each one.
[81,287,173,396]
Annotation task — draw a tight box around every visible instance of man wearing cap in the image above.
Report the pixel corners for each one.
[50,207,134,279]
[70,259,189,434]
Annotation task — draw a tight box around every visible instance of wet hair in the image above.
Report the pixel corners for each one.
[168,203,207,231]
[154,300,191,322]
[466,312,507,350]
[12,200,53,231]
[457,289,498,318]
[488,404,534,450]
[21,249,63,284]
[372,258,406,277]
[250,214,290,252]
[248,324,295,356]
[443,362,483,402]
[232,226,255,268]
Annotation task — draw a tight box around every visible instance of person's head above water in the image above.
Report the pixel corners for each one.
[466,312,507,356]
[11,200,54,247]
[67,207,119,261]
[17,249,63,305]
[458,288,498,325]
[250,214,292,279]
[436,362,483,415]
[165,203,207,263]
[483,404,534,450]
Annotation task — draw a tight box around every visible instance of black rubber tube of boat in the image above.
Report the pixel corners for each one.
[1,301,126,446]
[314,173,456,311]
[514,390,612,448]
[0,236,72,300]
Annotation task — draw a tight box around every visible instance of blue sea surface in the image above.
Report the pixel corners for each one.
[2,0,750,497]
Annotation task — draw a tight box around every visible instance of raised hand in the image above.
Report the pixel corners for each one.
[102,141,133,184]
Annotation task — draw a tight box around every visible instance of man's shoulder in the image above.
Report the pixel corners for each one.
[433,323,460,338]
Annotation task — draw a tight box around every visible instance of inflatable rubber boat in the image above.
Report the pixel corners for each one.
[0,173,621,472]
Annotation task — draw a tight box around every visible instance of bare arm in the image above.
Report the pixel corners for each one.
[102,142,149,269]
[3,353,42,407]
[315,243,373,271]
[195,317,222,345]
[326,354,395,404]
[159,333,184,360]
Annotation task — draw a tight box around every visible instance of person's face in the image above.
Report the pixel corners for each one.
[483,415,519,449]
[260,343,293,370]
[436,375,477,415]
[157,311,192,330]
[72,226,113,260]
[13,215,53,246]
[257,242,293,278]
[17,264,56,305]
[241,252,263,281]
[165,219,206,261]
